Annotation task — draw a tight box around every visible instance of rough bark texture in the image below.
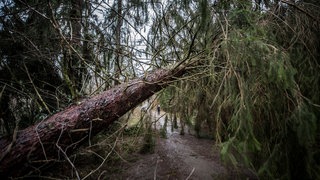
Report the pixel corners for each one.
[0,67,186,177]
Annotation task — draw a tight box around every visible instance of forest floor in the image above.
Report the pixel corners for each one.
[110,110,257,180]
[40,110,257,179]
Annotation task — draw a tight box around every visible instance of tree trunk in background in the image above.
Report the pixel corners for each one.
[114,0,123,85]
[0,66,186,177]
[63,0,84,99]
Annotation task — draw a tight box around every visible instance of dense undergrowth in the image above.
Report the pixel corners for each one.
[159,1,320,179]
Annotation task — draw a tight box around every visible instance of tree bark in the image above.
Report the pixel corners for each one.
[114,0,123,85]
[0,66,186,177]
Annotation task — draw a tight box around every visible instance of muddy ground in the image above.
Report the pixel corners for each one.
[110,111,257,180]
[37,110,256,179]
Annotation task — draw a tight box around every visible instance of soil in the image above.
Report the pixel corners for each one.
[114,111,257,180]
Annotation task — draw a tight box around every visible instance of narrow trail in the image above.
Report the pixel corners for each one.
[121,111,256,180]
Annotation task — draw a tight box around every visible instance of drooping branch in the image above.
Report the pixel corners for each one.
[0,66,186,177]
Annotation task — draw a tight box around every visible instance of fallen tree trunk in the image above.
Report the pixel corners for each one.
[0,66,186,177]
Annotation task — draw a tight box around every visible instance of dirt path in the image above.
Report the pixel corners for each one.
[120,111,256,180]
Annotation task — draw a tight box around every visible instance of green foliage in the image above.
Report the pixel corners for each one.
[0,1,70,135]
[218,14,318,177]
[140,112,155,154]
[160,115,168,139]
[0,0,153,136]
[291,105,317,147]
[140,125,155,154]
[161,0,320,179]
[158,87,174,112]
